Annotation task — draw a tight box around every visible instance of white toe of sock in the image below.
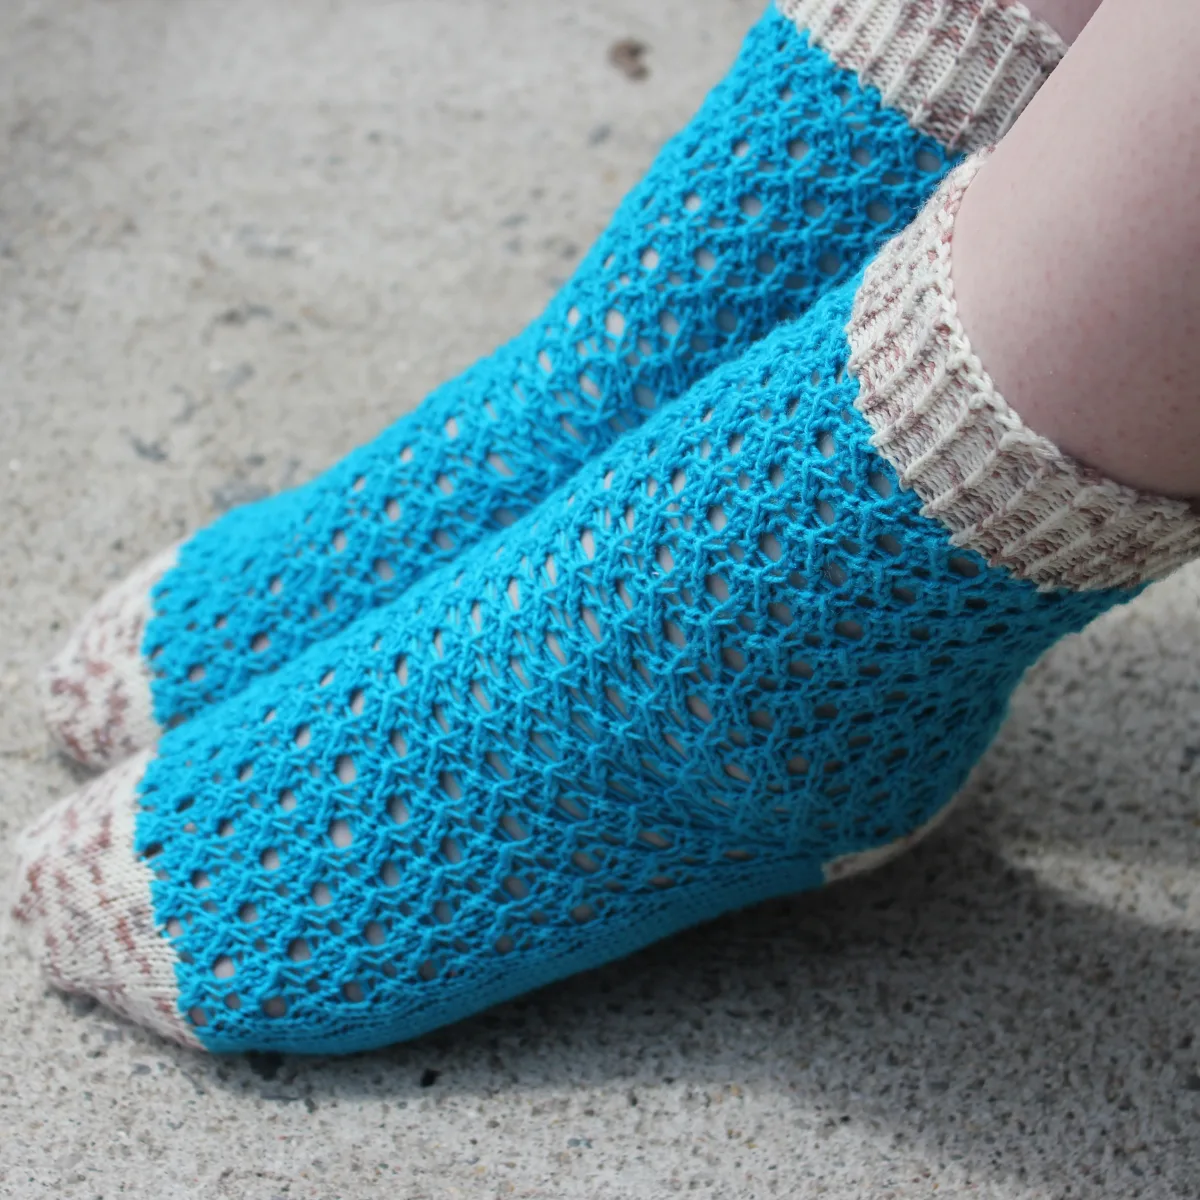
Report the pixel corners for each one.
[39,546,176,770]
[11,750,199,1048]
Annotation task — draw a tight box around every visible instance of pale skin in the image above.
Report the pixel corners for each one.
[1023,0,1101,43]
[954,0,1200,499]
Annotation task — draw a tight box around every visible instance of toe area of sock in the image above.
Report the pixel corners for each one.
[10,750,201,1049]
[39,546,177,770]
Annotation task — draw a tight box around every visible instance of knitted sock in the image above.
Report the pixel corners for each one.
[39,0,1067,769]
[15,155,1200,1054]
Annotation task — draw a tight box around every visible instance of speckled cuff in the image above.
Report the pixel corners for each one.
[847,153,1200,591]
[780,0,1067,151]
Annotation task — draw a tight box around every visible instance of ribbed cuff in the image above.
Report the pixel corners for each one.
[847,154,1200,592]
[779,0,1066,152]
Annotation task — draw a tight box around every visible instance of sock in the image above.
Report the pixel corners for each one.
[15,154,1200,1054]
[38,0,1067,769]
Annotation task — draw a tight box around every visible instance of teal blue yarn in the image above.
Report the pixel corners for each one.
[136,280,1129,1055]
[143,6,957,730]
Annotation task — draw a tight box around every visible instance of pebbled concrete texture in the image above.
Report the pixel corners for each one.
[0,0,1198,1196]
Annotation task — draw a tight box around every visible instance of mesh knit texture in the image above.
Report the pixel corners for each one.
[139,6,959,735]
[118,277,1131,1055]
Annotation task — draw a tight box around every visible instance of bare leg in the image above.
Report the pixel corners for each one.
[953,0,1200,498]
[1024,0,1101,43]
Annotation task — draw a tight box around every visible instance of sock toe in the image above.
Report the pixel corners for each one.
[10,750,198,1048]
[39,546,175,770]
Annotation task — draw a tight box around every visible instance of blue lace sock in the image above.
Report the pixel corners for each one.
[17,156,1198,1053]
[39,0,1068,768]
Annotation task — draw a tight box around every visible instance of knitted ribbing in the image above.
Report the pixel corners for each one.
[779,0,1066,151]
[849,155,1200,590]
[138,6,963,737]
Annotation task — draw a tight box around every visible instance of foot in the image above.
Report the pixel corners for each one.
[18,157,1193,1053]
[39,0,1068,768]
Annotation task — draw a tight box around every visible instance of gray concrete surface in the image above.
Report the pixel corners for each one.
[1,1,1198,1196]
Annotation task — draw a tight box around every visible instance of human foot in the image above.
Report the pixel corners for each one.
[40,0,1068,768]
[16,156,1196,1053]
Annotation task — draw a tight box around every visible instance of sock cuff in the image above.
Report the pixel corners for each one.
[779,0,1066,152]
[847,153,1200,592]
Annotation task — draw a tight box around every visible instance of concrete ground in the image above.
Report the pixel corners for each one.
[1,1,1198,1196]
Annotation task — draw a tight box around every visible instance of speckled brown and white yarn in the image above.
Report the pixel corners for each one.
[848,153,1200,590]
[11,749,200,1047]
[781,0,1067,151]
[39,545,176,770]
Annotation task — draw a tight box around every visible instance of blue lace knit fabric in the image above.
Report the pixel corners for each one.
[136,279,1127,1054]
[143,5,955,729]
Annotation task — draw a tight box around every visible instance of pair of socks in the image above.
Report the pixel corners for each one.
[17,1,1195,1056]
[40,0,1058,769]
